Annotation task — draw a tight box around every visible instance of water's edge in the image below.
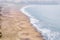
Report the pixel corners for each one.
[20,5,60,40]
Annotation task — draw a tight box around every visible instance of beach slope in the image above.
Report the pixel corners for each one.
[0,6,44,40]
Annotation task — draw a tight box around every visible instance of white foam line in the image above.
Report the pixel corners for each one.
[20,5,50,31]
[20,5,44,31]
[20,5,41,17]
[20,5,52,40]
[20,5,40,23]
[20,5,60,40]
[20,5,45,32]
[20,5,33,17]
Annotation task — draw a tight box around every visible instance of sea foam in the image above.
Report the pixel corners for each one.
[20,5,60,40]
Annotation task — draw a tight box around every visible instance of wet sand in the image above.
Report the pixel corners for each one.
[0,6,44,40]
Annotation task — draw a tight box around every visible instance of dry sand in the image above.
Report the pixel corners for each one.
[0,6,44,40]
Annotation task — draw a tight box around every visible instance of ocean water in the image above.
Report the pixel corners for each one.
[20,5,60,40]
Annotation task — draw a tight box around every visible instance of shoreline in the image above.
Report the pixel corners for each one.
[20,5,45,40]
[20,5,60,40]
[1,5,44,40]
[20,5,43,33]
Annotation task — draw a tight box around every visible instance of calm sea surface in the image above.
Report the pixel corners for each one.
[21,5,60,40]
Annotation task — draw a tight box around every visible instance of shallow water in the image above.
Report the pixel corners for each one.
[20,5,60,40]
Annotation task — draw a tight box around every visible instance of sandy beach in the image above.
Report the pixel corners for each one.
[0,5,44,40]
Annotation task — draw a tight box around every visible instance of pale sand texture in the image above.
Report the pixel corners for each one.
[0,7,44,40]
